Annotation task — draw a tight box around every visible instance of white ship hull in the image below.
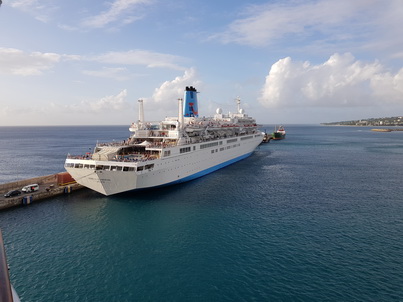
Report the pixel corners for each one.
[65,134,262,195]
[65,86,265,196]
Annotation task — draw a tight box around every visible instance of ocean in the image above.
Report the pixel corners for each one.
[0,125,402,301]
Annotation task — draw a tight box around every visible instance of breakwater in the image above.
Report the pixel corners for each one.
[371,128,403,132]
[0,172,83,211]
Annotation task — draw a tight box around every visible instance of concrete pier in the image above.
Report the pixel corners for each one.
[0,172,83,211]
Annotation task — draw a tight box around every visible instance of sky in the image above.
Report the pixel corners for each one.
[0,0,403,126]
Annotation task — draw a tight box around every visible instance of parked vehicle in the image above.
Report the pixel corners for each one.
[21,184,39,193]
[4,190,21,198]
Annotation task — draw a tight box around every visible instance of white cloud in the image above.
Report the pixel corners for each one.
[82,67,130,81]
[89,89,130,112]
[213,0,364,46]
[0,48,61,76]
[65,68,200,120]
[259,53,403,108]
[0,47,186,78]
[81,0,152,28]
[138,68,201,118]
[64,90,130,113]
[212,0,403,56]
[10,0,59,23]
[93,50,187,70]
[151,68,200,103]
[371,69,403,102]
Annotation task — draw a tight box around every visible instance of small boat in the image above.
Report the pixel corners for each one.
[260,131,271,143]
[272,125,286,140]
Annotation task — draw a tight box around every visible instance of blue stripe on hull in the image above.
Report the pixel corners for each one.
[169,151,253,186]
[145,152,253,190]
[124,151,255,194]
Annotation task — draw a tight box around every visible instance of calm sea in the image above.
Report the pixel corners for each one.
[1,125,402,301]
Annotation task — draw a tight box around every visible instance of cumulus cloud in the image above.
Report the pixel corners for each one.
[138,68,201,117]
[0,48,61,76]
[259,53,403,108]
[89,89,130,111]
[61,68,199,119]
[81,0,152,28]
[151,68,201,103]
[65,90,130,113]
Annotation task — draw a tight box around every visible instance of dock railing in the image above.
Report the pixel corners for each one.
[0,229,13,302]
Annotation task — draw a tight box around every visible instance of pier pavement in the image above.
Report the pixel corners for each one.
[0,172,83,211]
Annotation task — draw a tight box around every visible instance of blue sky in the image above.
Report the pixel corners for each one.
[1,0,402,126]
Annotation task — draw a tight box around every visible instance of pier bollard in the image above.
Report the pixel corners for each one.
[22,195,33,205]
[64,186,72,194]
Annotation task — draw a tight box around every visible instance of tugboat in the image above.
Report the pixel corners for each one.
[272,125,286,140]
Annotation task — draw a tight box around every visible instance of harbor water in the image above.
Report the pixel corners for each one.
[0,125,402,301]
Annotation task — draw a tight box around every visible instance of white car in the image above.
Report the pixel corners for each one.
[21,184,39,193]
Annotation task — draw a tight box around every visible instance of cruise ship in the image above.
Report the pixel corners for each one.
[65,87,263,195]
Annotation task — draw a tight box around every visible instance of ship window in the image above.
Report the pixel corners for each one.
[241,136,253,140]
[117,166,122,171]
[227,138,237,143]
[200,142,219,149]
[211,150,214,153]
[96,165,103,170]
[123,167,129,171]
[164,150,171,157]
[90,165,95,169]
[84,164,89,169]
[110,166,117,171]
[128,167,135,171]
[103,165,110,170]
[145,164,154,170]
[74,163,80,168]
[180,147,191,153]
[137,166,144,171]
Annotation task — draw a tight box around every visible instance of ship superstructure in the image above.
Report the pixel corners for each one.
[65,87,263,195]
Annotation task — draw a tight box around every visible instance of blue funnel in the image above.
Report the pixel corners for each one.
[183,86,198,117]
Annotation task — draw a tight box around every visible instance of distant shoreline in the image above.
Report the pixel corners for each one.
[371,128,403,132]
[321,123,403,128]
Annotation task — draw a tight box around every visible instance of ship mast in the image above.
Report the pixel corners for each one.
[178,98,184,131]
[236,96,241,113]
[138,99,144,128]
